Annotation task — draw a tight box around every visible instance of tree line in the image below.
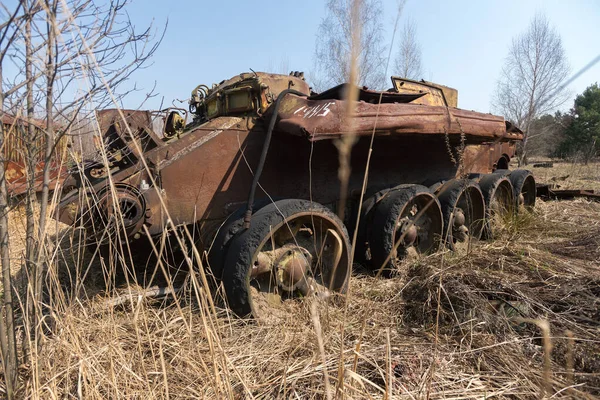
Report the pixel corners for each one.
[527,83,600,163]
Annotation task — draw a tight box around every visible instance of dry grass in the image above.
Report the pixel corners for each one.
[525,159,600,191]
[2,164,600,399]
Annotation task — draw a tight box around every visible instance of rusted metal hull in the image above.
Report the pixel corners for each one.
[55,72,523,252]
[2,113,68,196]
[274,95,522,142]
[57,118,516,247]
[5,161,66,196]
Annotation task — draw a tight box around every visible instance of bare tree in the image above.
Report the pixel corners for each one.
[393,18,423,80]
[492,13,570,165]
[0,5,25,397]
[0,1,162,396]
[265,55,290,75]
[313,0,386,91]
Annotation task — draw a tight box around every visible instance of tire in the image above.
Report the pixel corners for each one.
[206,198,275,279]
[222,199,351,318]
[477,174,515,239]
[354,188,392,268]
[495,169,536,211]
[369,185,443,276]
[435,179,485,249]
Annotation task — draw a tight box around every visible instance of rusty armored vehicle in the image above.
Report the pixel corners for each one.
[56,71,536,318]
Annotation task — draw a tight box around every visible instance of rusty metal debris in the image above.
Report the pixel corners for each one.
[536,183,600,202]
[1,113,68,196]
[55,71,534,318]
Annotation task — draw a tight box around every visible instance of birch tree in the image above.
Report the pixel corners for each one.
[313,0,386,91]
[492,13,570,165]
[393,18,423,80]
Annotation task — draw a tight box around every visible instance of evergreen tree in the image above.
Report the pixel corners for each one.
[558,83,600,162]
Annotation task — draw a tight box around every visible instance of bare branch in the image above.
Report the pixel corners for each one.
[393,17,423,80]
[313,0,386,91]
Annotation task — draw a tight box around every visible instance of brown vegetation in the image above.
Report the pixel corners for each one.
[525,160,600,191]
[2,163,599,399]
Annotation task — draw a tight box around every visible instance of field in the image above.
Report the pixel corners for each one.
[524,160,600,192]
[4,161,600,399]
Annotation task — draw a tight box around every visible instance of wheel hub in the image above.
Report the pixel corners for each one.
[398,218,418,246]
[252,245,314,295]
[452,208,469,242]
[276,247,313,294]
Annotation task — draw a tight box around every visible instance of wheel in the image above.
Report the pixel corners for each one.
[494,169,536,211]
[222,199,351,319]
[354,188,391,268]
[207,198,275,280]
[477,174,515,239]
[87,183,146,243]
[435,179,485,249]
[368,185,443,276]
[511,170,536,211]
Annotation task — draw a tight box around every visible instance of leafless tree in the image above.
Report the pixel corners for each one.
[393,18,423,80]
[265,55,290,75]
[0,5,26,397]
[0,1,162,396]
[492,13,570,165]
[313,0,386,91]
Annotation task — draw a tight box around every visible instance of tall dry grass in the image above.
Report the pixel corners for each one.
[1,168,599,398]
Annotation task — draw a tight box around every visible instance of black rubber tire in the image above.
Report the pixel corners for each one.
[494,169,536,211]
[206,198,275,279]
[435,179,486,249]
[354,188,393,268]
[221,199,351,318]
[477,174,515,239]
[369,185,443,275]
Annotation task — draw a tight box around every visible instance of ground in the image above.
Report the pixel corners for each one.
[3,161,600,399]
[524,160,600,192]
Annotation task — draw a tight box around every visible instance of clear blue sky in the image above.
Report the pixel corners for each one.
[125,0,600,114]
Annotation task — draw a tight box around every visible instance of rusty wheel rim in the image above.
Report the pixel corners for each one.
[391,193,443,264]
[519,175,536,211]
[452,186,485,244]
[248,213,349,320]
